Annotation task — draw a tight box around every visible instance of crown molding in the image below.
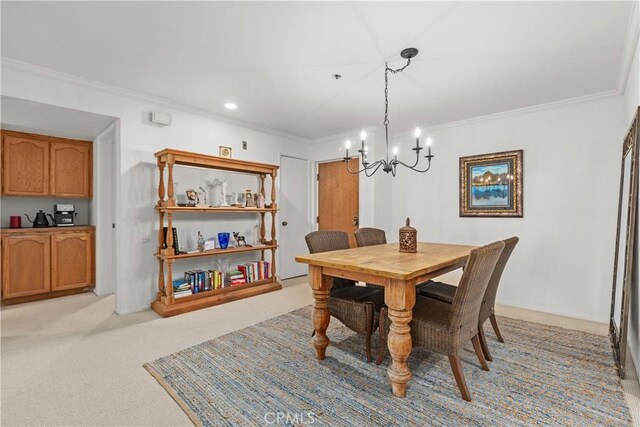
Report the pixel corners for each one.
[1,57,311,145]
[617,0,640,95]
[391,89,620,137]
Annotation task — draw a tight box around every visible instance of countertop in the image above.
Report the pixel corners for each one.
[1,225,95,235]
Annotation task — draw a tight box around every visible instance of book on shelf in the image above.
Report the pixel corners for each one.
[237,261,271,283]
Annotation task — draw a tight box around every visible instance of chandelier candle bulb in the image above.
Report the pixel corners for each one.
[415,127,421,148]
[427,137,432,156]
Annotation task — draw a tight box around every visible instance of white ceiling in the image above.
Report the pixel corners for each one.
[1,1,632,140]
[1,97,117,140]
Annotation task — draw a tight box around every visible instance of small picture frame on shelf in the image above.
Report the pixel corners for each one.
[219,146,232,158]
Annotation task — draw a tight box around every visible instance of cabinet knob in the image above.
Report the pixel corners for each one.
[282,221,288,226]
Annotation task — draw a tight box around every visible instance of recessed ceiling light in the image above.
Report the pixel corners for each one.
[224,103,238,110]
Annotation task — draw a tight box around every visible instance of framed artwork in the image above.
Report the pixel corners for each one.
[219,146,232,158]
[610,107,639,379]
[459,150,523,217]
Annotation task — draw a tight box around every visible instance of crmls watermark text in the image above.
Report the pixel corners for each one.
[263,411,316,425]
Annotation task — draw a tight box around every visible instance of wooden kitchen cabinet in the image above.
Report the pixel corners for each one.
[2,133,50,196]
[50,141,92,198]
[1,130,92,198]
[2,234,51,299]
[51,231,93,291]
[1,227,95,304]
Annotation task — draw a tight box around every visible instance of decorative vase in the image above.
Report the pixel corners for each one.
[218,232,230,249]
[399,217,417,253]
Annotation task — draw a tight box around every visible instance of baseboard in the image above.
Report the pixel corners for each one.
[495,303,608,336]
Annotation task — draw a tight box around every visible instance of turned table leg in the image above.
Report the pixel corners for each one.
[309,265,332,360]
[385,279,416,397]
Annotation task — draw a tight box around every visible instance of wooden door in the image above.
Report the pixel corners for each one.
[2,133,50,196]
[2,235,51,299]
[50,141,92,198]
[51,231,93,291]
[318,158,359,247]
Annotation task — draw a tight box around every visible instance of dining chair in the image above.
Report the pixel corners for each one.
[305,230,385,363]
[354,227,387,247]
[416,236,519,361]
[379,240,504,401]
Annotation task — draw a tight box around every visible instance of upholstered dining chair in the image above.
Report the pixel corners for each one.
[354,227,387,247]
[305,231,385,363]
[379,241,504,401]
[416,236,519,361]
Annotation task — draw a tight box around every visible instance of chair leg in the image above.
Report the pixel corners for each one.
[477,325,492,362]
[365,304,373,363]
[489,313,505,343]
[471,335,490,371]
[448,354,472,402]
[376,307,387,365]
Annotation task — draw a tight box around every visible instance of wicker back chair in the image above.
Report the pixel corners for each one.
[354,227,387,247]
[417,236,519,361]
[379,240,504,401]
[305,231,385,363]
[305,231,354,290]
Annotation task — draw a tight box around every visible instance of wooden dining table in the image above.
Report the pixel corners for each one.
[295,242,477,398]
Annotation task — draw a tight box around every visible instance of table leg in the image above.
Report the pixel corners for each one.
[385,279,416,397]
[309,265,332,360]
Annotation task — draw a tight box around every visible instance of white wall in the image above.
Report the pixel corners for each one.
[386,95,624,324]
[2,65,312,314]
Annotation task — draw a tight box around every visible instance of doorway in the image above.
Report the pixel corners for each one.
[317,158,359,247]
[279,155,311,279]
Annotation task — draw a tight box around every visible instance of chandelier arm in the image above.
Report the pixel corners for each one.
[395,150,423,169]
[345,158,383,175]
[407,160,433,173]
[364,162,384,177]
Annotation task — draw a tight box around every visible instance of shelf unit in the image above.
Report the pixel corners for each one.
[152,148,281,317]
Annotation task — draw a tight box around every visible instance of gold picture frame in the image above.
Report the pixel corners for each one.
[460,150,523,217]
[219,146,232,158]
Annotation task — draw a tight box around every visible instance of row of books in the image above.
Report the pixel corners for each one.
[172,263,271,297]
[173,269,225,298]
[238,261,271,283]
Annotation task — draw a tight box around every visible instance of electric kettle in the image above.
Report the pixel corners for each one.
[24,210,54,228]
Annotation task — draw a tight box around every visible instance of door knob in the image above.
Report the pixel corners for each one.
[282,221,288,226]
[353,216,359,226]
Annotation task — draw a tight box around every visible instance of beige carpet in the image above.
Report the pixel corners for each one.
[1,276,639,426]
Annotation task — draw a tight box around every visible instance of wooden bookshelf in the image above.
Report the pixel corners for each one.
[152,148,281,317]
[156,244,278,261]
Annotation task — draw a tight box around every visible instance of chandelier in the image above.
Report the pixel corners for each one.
[344,47,434,177]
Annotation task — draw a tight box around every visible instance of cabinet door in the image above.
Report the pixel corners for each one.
[2,135,50,196]
[50,141,92,198]
[2,235,51,299]
[51,231,93,291]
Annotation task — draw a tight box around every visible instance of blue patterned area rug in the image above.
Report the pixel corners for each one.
[144,306,632,426]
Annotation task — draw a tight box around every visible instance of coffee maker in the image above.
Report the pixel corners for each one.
[54,204,75,227]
